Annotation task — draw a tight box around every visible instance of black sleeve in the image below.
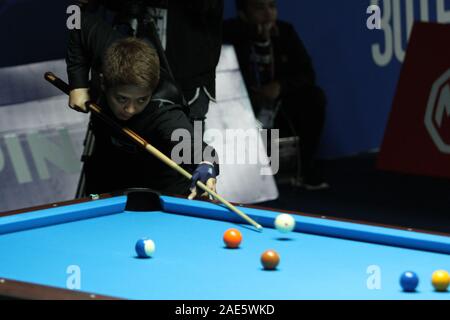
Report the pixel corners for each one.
[66,9,121,90]
[153,106,220,176]
[279,23,317,96]
[66,9,91,89]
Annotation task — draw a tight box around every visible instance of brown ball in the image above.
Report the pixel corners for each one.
[261,250,280,270]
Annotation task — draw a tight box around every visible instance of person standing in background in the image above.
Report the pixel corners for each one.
[223,0,329,190]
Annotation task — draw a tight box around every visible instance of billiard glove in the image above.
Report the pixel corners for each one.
[188,161,217,200]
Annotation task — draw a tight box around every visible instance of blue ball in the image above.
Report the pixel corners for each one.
[135,238,156,258]
[400,271,419,292]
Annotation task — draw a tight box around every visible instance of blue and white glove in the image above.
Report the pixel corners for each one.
[188,162,217,200]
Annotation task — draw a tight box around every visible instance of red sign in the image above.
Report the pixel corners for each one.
[378,23,450,178]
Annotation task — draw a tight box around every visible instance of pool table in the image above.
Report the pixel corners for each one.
[1,189,450,300]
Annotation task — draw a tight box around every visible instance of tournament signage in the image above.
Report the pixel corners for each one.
[425,68,450,154]
[378,23,450,178]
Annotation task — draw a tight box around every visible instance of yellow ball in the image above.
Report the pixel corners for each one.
[431,270,450,292]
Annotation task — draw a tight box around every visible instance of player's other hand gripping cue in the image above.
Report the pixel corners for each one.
[188,161,217,200]
[69,88,90,113]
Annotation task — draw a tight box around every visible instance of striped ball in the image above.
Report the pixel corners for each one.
[135,238,156,258]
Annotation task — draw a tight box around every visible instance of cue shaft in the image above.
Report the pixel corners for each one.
[44,72,263,231]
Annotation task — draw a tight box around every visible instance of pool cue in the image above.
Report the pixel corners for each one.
[44,72,263,231]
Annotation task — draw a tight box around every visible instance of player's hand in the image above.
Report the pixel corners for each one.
[188,162,217,200]
[69,88,90,113]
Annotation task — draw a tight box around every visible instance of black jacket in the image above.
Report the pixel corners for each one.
[162,0,223,99]
[89,96,218,195]
[67,12,219,195]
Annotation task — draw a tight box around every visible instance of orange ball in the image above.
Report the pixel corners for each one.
[223,228,242,248]
[261,250,280,270]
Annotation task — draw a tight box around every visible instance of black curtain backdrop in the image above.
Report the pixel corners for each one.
[1,0,80,68]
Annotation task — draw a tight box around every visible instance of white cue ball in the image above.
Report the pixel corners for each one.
[274,214,296,233]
